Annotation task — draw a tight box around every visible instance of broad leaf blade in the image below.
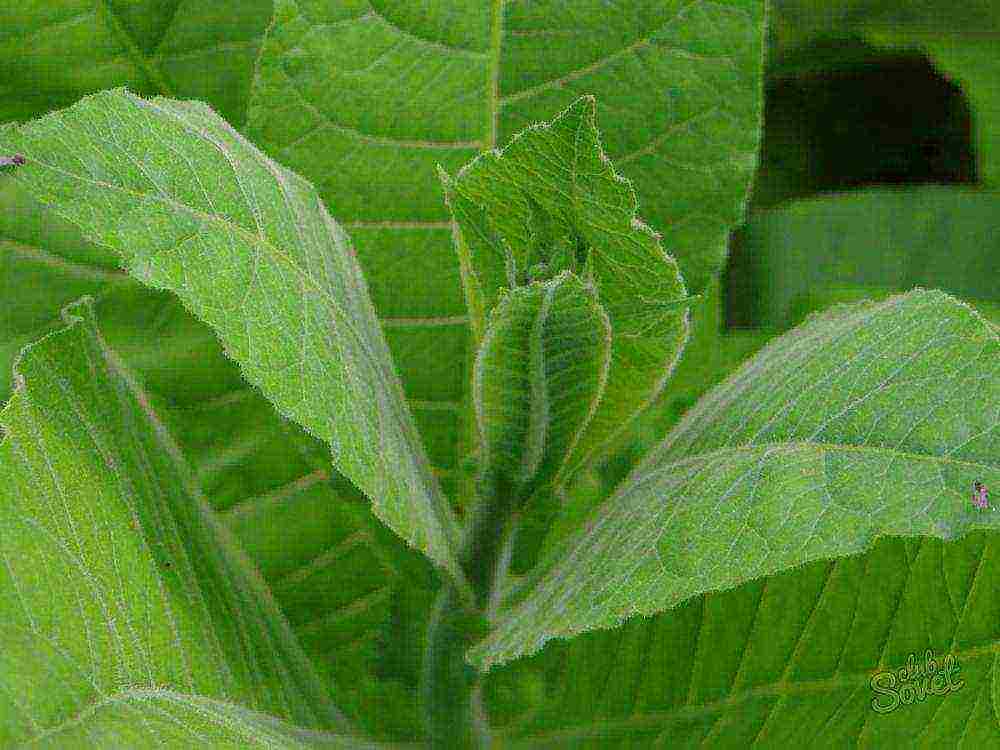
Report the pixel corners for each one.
[474,271,612,498]
[0,89,464,582]
[247,0,765,505]
[0,299,348,744]
[483,531,1000,746]
[743,187,1000,330]
[445,96,692,480]
[29,690,384,748]
[0,197,436,740]
[468,289,999,671]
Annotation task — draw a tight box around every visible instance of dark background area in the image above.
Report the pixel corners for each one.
[723,34,983,328]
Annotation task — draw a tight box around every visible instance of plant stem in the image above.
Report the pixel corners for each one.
[463,474,517,609]
[421,474,519,747]
[421,584,479,747]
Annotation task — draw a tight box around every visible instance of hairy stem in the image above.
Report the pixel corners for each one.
[421,474,519,747]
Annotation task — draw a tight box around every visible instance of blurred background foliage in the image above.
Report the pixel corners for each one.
[726,0,1000,332]
[596,0,999,501]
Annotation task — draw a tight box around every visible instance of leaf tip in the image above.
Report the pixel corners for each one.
[59,295,98,326]
[574,93,598,114]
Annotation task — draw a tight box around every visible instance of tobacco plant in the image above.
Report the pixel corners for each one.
[0,1,997,747]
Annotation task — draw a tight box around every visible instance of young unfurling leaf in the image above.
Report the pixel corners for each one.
[474,272,612,503]
[442,96,691,482]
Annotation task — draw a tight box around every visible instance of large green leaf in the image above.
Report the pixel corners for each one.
[247,0,766,502]
[479,285,995,746]
[94,286,444,741]
[0,268,433,740]
[0,133,437,743]
[468,289,999,671]
[0,0,272,129]
[0,89,466,588]
[483,529,1000,747]
[742,187,1000,330]
[0,12,439,735]
[474,271,611,499]
[0,298,354,744]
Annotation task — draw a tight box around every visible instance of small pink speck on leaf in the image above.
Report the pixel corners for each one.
[0,154,25,167]
[972,481,989,509]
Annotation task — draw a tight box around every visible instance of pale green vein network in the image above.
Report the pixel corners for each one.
[473,272,612,498]
[0,299,349,745]
[468,289,1000,671]
[442,95,691,485]
[23,689,385,749]
[245,0,766,518]
[0,88,465,587]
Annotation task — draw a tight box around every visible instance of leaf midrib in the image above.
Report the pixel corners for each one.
[631,439,998,490]
[16,95,463,568]
[19,153,385,378]
[0,239,128,282]
[487,0,505,151]
[23,145,434,476]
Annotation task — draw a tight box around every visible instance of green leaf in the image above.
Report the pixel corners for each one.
[26,690,387,748]
[247,0,766,503]
[0,298,352,744]
[0,89,466,590]
[0,0,273,129]
[484,530,1000,746]
[474,271,612,499]
[741,187,1000,330]
[0,142,437,742]
[444,95,694,480]
[467,289,1000,671]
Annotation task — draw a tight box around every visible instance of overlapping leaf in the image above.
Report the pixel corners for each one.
[483,530,1000,746]
[0,88,465,584]
[0,187,437,739]
[444,96,693,481]
[0,299,351,745]
[742,187,1000,330]
[529,277,769,569]
[474,271,611,500]
[468,289,1000,671]
[247,0,766,505]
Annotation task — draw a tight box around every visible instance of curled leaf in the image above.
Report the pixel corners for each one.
[444,96,692,479]
[474,272,612,501]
